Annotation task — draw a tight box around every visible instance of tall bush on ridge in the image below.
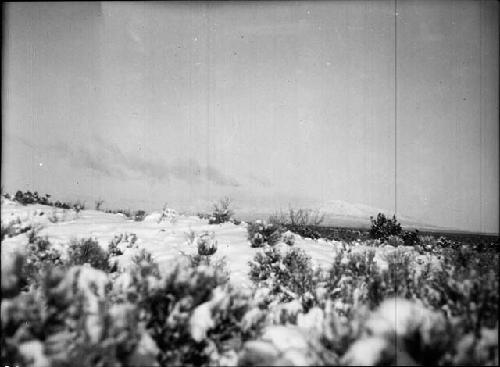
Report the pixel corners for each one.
[209,197,233,224]
[369,213,402,242]
[269,208,325,240]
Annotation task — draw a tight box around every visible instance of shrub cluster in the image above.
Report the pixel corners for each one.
[244,241,499,365]
[10,190,86,212]
[104,208,135,218]
[22,234,64,288]
[2,215,498,366]
[208,197,234,224]
[269,208,325,240]
[369,213,421,247]
[369,213,402,240]
[247,220,282,247]
[249,246,318,306]
[13,190,51,206]
[67,238,110,271]
[1,218,34,241]
[197,212,211,220]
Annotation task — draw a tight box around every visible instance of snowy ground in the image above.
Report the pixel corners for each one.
[1,199,420,288]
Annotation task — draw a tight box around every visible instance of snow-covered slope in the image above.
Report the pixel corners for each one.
[1,200,351,289]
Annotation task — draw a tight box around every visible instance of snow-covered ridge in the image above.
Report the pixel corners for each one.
[1,199,350,288]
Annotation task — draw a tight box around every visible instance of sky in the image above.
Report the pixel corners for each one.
[2,1,499,233]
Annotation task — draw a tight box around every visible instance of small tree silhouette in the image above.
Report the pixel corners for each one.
[369,213,402,242]
[210,197,233,224]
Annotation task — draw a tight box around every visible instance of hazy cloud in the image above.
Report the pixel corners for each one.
[247,173,272,188]
[47,138,240,187]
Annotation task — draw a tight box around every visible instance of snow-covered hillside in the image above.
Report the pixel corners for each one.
[2,199,368,288]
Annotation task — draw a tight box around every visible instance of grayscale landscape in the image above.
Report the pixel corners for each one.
[2,2,498,366]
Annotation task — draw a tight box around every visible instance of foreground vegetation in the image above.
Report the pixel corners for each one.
[1,193,498,366]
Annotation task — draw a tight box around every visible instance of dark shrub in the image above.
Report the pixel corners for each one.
[67,238,110,271]
[209,197,234,224]
[94,199,104,211]
[22,235,64,288]
[197,213,211,220]
[197,232,217,256]
[54,201,71,210]
[249,247,317,303]
[247,221,282,247]
[12,190,53,206]
[369,213,402,242]
[143,261,230,366]
[402,230,420,247]
[134,210,147,222]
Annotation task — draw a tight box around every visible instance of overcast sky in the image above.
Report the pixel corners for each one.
[2,1,498,233]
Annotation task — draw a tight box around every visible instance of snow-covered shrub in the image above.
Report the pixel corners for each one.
[188,254,228,274]
[209,197,233,224]
[1,263,159,367]
[143,260,249,366]
[108,240,123,259]
[342,298,450,366]
[157,205,178,223]
[324,247,383,311]
[22,235,64,288]
[369,213,402,242]
[67,238,110,271]
[1,217,34,240]
[421,247,499,332]
[371,247,418,303]
[197,231,217,256]
[282,230,296,246]
[247,220,282,247]
[249,246,318,306]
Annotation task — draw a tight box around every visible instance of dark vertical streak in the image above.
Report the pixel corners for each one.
[479,0,483,232]
[1,3,5,185]
[394,0,398,218]
[30,6,35,191]
[394,1,398,364]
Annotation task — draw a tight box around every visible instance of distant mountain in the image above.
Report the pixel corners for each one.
[218,197,446,232]
[318,199,439,230]
[319,199,389,219]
